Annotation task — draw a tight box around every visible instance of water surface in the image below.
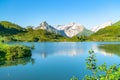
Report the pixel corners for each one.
[0,42,120,80]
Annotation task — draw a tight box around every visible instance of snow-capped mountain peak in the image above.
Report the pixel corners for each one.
[56,22,83,30]
[35,21,58,34]
[56,22,93,37]
[38,21,49,30]
[35,21,93,37]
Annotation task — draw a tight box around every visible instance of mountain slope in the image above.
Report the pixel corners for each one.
[35,21,59,34]
[91,21,112,32]
[89,21,120,41]
[0,21,25,35]
[56,23,93,37]
[76,28,93,36]
[14,29,64,42]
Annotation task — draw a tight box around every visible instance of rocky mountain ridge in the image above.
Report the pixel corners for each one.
[36,21,93,37]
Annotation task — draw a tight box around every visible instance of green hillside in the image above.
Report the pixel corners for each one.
[89,21,120,41]
[0,21,25,35]
[14,29,65,42]
[76,28,94,36]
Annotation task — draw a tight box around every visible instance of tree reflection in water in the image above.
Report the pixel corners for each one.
[0,57,35,67]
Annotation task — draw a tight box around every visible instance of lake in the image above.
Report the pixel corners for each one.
[0,42,120,80]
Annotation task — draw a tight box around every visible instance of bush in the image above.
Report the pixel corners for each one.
[0,43,31,61]
[84,50,120,80]
[70,50,120,80]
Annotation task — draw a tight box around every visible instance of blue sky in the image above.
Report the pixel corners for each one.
[0,0,120,29]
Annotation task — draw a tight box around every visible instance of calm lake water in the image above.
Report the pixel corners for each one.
[0,42,120,80]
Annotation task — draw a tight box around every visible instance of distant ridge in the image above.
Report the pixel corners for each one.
[91,21,112,32]
[89,21,120,41]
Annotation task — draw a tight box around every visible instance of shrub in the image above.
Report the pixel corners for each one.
[70,50,120,80]
[0,43,31,61]
[84,50,120,80]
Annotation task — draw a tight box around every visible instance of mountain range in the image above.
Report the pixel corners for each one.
[0,20,120,41]
[0,20,112,37]
[34,20,120,41]
[35,21,94,37]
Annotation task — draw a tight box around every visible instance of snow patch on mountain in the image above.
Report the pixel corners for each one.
[36,21,58,34]
[91,21,112,32]
[56,22,92,37]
